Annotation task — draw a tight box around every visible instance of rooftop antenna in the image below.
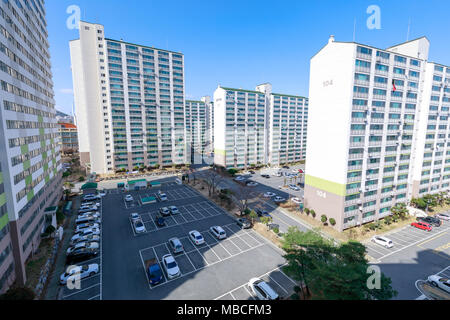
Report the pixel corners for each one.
[406,18,411,41]
[353,18,356,42]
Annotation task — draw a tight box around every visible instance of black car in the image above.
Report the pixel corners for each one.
[237,218,252,229]
[261,174,270,179]
[155,214,166,227]
[255,209,270,218]
[417,216,442,227]
[282,166,290,169]
[249,170,256,174]
[66,248,99,264]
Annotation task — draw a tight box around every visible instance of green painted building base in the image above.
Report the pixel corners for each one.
[305,174,346,197]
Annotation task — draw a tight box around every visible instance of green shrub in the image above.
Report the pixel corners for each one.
[78,176,85,182]
[310,210,316,218]
[305,208,310,215]
[329,218,336,226]
[290,293,300,300]
[321,215,328,224]
[272,227,279,234]
[45,225,56,234]
[294,286,302,293]
[227,168,238,176]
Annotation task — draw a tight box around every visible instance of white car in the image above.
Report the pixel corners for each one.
[234,176,246,181]
[273,196,286,203]
[246,182,258,187]
[98,191,106,197]
[76,223,100,233]
[210,226,227,240]
[130,213,140,222]
[162,254,181,279]
[125,195,134,202]
[157,191,168,202]
[289,184,300,191]
[134,219,146,233]
[435,213,450,221]
[291,197,302,204]
[427,274,450,293]
[169,206,179,215]
[71,228,100,242]
[189,230,205,245]
[248,278,280,300]
[60,264,99,285]
[70,234,100,246]
[83,194,101,201]
[371,236,393,248]
[78,212,100,219]
[67,241,100,254]
[263,192,276,198]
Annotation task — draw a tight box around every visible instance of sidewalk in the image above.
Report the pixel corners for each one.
[44,198,79,300]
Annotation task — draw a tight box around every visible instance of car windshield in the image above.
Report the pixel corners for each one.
[167,262,177,269]
[195,235,203,240]
[136,222,143,228]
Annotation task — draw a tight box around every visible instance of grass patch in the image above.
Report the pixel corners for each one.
[25,238,54,291]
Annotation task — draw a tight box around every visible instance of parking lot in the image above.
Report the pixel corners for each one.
[364,219,450,262]
[61,198,103,301]
[99,177,297,300]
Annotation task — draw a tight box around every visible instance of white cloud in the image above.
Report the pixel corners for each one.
[59,88,74,94]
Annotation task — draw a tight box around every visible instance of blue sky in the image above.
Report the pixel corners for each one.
[46,0,450,115]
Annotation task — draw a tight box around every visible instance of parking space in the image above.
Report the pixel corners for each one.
[214,265,297,300]
[139,222,268,289]
[365,219,450,262]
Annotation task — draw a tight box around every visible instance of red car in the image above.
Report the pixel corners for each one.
[411,221,432,231]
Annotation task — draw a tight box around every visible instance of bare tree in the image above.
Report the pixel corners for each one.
[232,183,253,215]
[202,169,223,196]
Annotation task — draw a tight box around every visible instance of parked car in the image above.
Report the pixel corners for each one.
[289,184,300,191]
[76,223,100,233]
[282,165,290,169]
[291,197,302,204]
[83,194,101,201]
[134,219,146,233]
[159,207,171,217]
[70,234,100,246]
[255,209,272,218]
[124,195,134,202]
[130,213,140,222]
[60,264,99,285]
[67,241,100,254]
[66,248,99,265]
[427,274,450,293]
[189,230,205,245]
[155,214,165,227]
[157,191,168,202]
[71,228,100,242]
[162,254,181,279]
[75,216,100,225]
[261,174,270,179]
[417,216,442,227]
[79,206,98,214]
[249,170,256,174]
[169,206,179,215]
[371,236,393,248]
[98,190,106,197]
[80,201,101,207]
[145,259,163,285]
[237,218,252,229]
[168,237,184,254]
[246,181,258,187]
[273,196,286,203]
[248,278,280,300]
[435,213,450,221]
[411,221,432,231]
[78,212,100,219]
[210,226,227,240]
[262,192,276,199]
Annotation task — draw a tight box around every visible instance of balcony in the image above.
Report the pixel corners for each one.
[349,141,365,148]
[348,164,363,171]
[367,162,380,169]
[349,153,364,160]
[346,187,361,195]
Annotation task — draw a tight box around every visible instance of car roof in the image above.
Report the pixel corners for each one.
[257,281,279,298]
[163,255,175,262]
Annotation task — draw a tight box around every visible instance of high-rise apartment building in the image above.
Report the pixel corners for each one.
[0,0,62,290]
[305,36,450,232]
[70,21,187,174]
[58,122,78,154]
[213,83,308,169]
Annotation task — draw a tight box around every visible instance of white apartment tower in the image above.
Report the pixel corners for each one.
[305,36,450,232]
[70,21,187,174]
[214,83,308,169]
[185,97,213,163]
[0,0,62,290]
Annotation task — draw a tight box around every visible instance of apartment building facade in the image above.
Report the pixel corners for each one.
[185,98,214,164]
[214,83,308,169]
[0,0,62,290]
[58,122,78,154]
[305,36,450,232]
[70,21,187,175]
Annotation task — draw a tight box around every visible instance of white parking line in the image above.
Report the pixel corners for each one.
[244,285,255,300]
[152,247,168,284]
[268,275,289,295]
[88,294,100,300]
[62,283,100,299]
